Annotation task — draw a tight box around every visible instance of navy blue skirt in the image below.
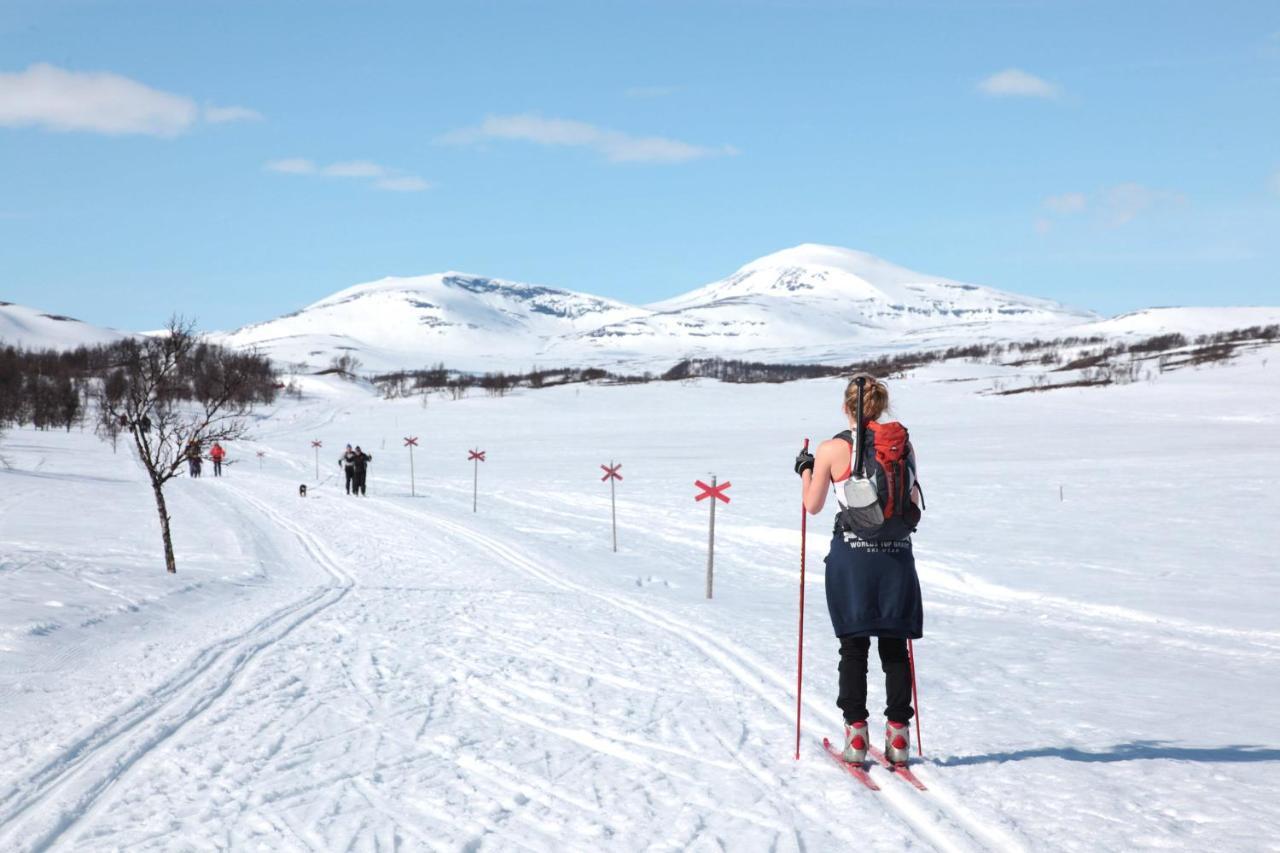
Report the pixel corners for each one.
[824,532,923,639]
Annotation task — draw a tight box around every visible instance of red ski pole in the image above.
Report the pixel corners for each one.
[795,438,809,761]
[908,638,923,757]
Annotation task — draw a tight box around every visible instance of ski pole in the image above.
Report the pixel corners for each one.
[795,437,809,761]
[908,638,923,757]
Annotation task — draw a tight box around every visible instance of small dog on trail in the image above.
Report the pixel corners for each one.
[299,484,308,498]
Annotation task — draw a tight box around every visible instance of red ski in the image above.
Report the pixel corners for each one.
[868,746,928,791]
[821,738,880,791]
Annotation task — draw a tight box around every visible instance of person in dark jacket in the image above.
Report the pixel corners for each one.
[352,446,372,495]
[186,439,203,478]
[338,445,358,494]
[795,374,924,767]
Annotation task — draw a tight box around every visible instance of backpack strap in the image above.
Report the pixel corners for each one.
[832,430,854,483]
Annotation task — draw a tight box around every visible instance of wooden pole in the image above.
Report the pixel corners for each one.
[314,446,319,481]
[610,459,617,553]
[473,457,478,513]
[705,475,716,600]
[409,444,416,497]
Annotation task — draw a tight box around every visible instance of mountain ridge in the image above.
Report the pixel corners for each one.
[7,245,1277,372]
[219,244,1096,371]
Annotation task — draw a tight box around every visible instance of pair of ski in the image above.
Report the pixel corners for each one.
[821,737,927,792]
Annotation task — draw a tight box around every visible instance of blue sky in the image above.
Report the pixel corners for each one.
[2,0,1278,332]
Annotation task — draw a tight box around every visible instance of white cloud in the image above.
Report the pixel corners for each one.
[625,85,679,99]
[977,68,1060,99]
[322,161,388,178]
[0,63,261,137]
[265,158,429,192]
[1102,182,1186,225]
[1043,192,1086,214]
[265,158,316,174]
[0,63,198,136]
[204,104,262,124]
[1037,184,1185,230]
[441,113,738,164]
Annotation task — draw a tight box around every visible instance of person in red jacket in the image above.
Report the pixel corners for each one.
[210,442,226,477]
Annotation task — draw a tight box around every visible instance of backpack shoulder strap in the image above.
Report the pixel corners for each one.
[832,430,854,483]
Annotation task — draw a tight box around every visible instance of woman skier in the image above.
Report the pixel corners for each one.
[794,374,924,767]
[210,442,226,477]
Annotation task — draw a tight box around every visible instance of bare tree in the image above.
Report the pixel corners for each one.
[95,318,276,573]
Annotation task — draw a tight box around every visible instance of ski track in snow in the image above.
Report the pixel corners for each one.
[0,487,354,851]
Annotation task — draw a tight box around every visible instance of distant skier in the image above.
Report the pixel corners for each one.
[186,439,203,478]
[352,446,372,496]
[339,444,358,494]
[794,374,924,767]
[210,442,226,477]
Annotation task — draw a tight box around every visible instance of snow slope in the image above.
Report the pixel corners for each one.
[2,355,1278,850]
[0,302,125,350]
[1069,306,1280,339]
[219,246,1095,372]
[562,244,1093,364]
[221,273,646,373]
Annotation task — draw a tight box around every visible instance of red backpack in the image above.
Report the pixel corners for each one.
[866,421,910,520]
[836,421,921,539]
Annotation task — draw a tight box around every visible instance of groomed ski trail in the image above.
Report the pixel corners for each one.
[372,494,1031,853]
[0,489,354,852]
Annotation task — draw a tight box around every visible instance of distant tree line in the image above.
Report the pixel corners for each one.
[0,343,100,431]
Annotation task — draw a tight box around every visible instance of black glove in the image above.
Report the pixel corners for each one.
[794,448,815,476]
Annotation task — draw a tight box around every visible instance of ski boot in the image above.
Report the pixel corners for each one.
[842,720,869,764]
[885,720,911,766]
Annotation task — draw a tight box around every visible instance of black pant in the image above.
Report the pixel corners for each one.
[344,467,355,494]
[213,460,222,476]
[837,636,914,725]
[355,469,367,495]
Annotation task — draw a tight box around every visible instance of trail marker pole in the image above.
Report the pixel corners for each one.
[694,476,732,599]
[796,437,809,760]
[404,436,419,496]
[256,450,265,470]
[601,462,623,552]
[468,449,486,512]
[310,439,322,481]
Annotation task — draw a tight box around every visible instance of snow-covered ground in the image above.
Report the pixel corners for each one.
[1,352,1278,851]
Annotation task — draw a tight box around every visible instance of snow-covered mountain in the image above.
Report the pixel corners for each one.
[0,301,126,350]
[222,245,1096,372]
[220,273,648,372]
[553,244,1094,365]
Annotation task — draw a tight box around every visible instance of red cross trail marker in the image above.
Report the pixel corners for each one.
[404,436,419,496]
[694,479,731,504]
[468,449,485,512]
[310,440,323,481]
[601,462,622,552]
[695,476,731,598]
